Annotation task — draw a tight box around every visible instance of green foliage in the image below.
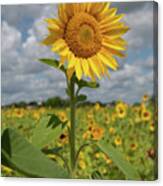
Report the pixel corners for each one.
[42,147,63,154]
[43,96,69,107]
[47,113,67,129]
[97,140,141,180]
[1,128,69,178]
[91,170,103,179]
[75,78,100,89]
[31,115,63,148]
[39,58,66,72]
[76,94,87,103]
[1,95,156,180]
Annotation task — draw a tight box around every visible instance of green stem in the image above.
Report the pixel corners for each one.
[69,78,76,176]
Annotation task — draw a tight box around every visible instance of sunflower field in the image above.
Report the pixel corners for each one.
[1,95,157,180]
[1,2,158,181]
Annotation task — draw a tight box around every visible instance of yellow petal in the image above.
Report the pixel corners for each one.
[85,3,92,13]
[88,57,101,79]
[103,45,126,58]
[98,51,118,71]
[68,53,77,68]
[99,14,124,29]
[94,55,106,76]
[107,8,117,17]
[73,3,81,14]
[75,59,83,80]
[102,41,126,51]
[65,3,74,17]
[58,4,68,23]
[42,34,58,45]
[44,18,63,29]
[51,39,68,54]
[105,26,129,38]
[79,3,87,12]
[101,2,111,13]
[67,67,75,80]
[114,38,128,46]
[88,66,96,81]
[81,59,89,76]
[98,8,117,20]
[90,3,102,14]
[103,36,128,47]
[59,56,66,67]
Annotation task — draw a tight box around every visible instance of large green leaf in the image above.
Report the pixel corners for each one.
[1,128,69,178]
[39,58,66,72]
[97,140,141,180]
[31,115,63,149]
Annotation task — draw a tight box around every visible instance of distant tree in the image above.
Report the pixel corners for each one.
[43,96,69,107]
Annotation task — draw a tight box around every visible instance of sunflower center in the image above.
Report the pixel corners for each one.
[79,24,94,44]
[65,12,102,58]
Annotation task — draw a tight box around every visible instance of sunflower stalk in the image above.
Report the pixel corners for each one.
[69,77,76,177]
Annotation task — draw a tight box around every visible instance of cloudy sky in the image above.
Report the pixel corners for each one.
[1,1,156,105]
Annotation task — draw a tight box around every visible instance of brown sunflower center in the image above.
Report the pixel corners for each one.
[65,12,102,58]
[79,24,94,44]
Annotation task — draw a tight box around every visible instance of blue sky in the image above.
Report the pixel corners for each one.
[1,2,156,105]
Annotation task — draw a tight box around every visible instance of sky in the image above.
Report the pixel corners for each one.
[1,1,156,105]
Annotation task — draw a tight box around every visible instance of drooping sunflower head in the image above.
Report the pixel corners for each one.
[42,2,129,80]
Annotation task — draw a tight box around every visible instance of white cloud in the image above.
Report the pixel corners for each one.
[1,4,46,26]
[124,3,153,49]
[1,5,66,105]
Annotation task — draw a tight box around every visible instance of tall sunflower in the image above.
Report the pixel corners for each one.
[42,3,129,80]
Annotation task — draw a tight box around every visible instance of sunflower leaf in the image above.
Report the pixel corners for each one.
[1,128,69,178]
[97,140,141,180]
[91,170,103,179]
[31,115,63,149]
[42,147,63,154]
[47,113,62,129]
[75,78,100,89]
[76,94,87,103]
[39,58,66,72]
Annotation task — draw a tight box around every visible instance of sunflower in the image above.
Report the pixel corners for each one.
[109,127,116,135]
[58,111,67,122]
[142,94,149,102]
[141,109,151,122]
[104,114,110,124]
[79,160,86,170]
[94,102,101,111]
[130,143,138,151]
[91,125,104,140]
[87,111,94,120]
[82,130,90,140]
[102,154,113,165]
[14,108,25,118]
[95,152,101,159]
[114,136,122,146]
[59,133,68,145]
[1,165,13,175]
[42,3,129,80]
[33,111,40,120]
[149,122,155,132]
[115,102,127,119]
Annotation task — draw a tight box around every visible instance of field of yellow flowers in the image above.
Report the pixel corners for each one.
[1,95,157,180]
